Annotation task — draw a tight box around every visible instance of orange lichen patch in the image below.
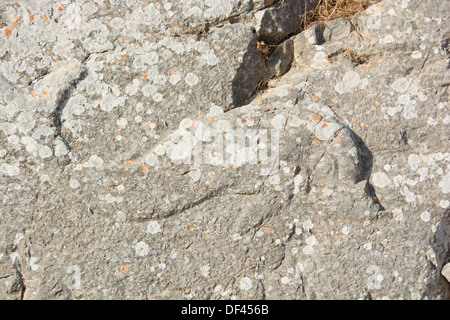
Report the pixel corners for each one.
[29,13,34,22]
[120,265,129,274]
[40,14,48,20]
[4,16,19,37]
[41,89,48,96]
[57,6,65,11]
[145,120,152,127]
[121,55,127,61]
[142,166,149,174]
[117,125,123,132]
[322,123,328,128]
[54,58,60,62]
[312,96,318,102]
[310,113,323,121]
[142,73,148,79]
[31,90,36,98]
[45,50,50,55]
[313,139,321,146]
[124,160,133,164]
[208,117,213,122]
[114,58,120,62]
[264,226,274,233]
[122,35,127,40]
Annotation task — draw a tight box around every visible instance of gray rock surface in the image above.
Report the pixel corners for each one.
[0,0,449,300]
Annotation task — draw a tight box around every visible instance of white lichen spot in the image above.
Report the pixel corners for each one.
[380,34,394,45]
[135,241,150,256]
[439,200,449,209]
[185,72,199,86]
[29,257,39,271]
[311,51,327,69]
[54,139,69,157]
[189,169,202,182]
[154,144,166,156]
[363,242,373,251]
[342,226,350,235]
[411,51,422,59]
[202,49,219,66]
[83,155,104,169]
[391,78,410,93]
[153,92,163,102]
[0,163,20,176]
[9,252,19,264]
[13,233,24,245]
[373,172,391,188]
[438,173,450,194]
[366,265,384,290]
[179,118,193,130]
[302,220,314,231]
[114,210,126,222]
[169,74,181,85]
[146,221,162,234]
[39,145,53,159]
[402,101,417,119]
[408,154,421,171]
[427,117,438,126]
[268,174,280,185]
[232,233,242,241]
[239,277,253,291]
[302,245,314,255]
[281,277,290,285]
[420,211,431,222]
[145,153,159,167]
[393,208,403,221]
[200,265,210,278]
[411,292,421,300]
[271,114,286,129]
[69,178,80,189]
[207,105,224,117]
[335,71,361,94]
[117,118,128,128]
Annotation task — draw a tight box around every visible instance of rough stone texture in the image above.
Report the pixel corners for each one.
[0,0,449,300]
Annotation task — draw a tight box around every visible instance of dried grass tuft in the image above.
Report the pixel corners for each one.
[300,0,381,30]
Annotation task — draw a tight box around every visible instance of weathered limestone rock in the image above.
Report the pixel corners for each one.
[443,263,450,283]
[0,0,449,300]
